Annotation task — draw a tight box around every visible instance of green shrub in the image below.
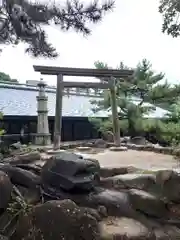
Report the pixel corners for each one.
[89,117,143,136]
[142,119,164,134]
[89,116,180,146]
[160,122,180,146]
[89,117,113,133]
[142,119,180,146]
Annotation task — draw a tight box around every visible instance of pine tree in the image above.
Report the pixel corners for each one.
[92,59,163,118]
[149,83,180,110]
[91,59,180,137]
[0,0,114,57]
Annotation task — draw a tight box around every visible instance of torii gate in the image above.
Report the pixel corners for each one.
[33,65,134,149]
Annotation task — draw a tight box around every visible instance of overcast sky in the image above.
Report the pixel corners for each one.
[1,0,180,84]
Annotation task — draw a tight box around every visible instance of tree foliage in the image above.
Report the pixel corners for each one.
[0,0,114,57]
[159,0,180,37]
[90,59,180,145]
[0,71,18,82]
[165,101,180,122]
[91,59,169,136]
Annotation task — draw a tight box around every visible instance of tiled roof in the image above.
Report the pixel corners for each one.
[0,83,106,117]
[0,83,169,118]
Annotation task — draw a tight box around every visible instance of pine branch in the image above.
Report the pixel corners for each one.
[0,0,115,57]
[52,0,115,35]
[25,30,58,58]
[159,0,180,37]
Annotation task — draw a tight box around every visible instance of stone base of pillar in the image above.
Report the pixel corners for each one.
[34,133,51,146]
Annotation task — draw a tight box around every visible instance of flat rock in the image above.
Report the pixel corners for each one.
[100,217,154,240]
[9,151,41,165]
[100,166,133,178]
[128,189,168,218]
[109,146,128,151]
[46,149,66,155]
[76,146,92,151]
[100,173,156,191]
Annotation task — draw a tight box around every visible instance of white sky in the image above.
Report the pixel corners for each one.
[0,0,180,84]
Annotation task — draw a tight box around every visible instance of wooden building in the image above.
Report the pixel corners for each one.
[0,82,106,144]
[0,81,169,144]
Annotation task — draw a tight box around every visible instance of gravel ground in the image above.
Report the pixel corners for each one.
[40,148,180,171]
[88,149,180,171]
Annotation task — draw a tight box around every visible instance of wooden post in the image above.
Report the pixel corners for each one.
[110,77,121,146]
[53,74,63,150]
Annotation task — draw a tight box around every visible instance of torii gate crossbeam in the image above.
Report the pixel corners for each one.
[33,65,134,149]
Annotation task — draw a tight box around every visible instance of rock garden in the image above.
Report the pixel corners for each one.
[1,140,180,239]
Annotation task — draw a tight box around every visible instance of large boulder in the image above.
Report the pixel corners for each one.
[41,151,100,192]
[42,187,137,219]
[0,171,12,210]
[82,188,137,218]
[40,185,135,219]
[12,199,100,240]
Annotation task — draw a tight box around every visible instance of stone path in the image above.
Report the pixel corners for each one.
[88,149,180,171]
